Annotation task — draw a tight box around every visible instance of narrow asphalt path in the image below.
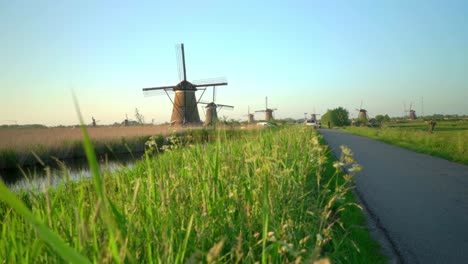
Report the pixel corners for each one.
[320,129,468,264]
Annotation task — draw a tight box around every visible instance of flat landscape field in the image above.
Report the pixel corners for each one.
[342,120,468,165]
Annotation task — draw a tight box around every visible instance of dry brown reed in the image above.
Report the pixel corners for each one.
[0,125,188,151]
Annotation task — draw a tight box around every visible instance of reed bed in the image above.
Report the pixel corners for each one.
[0,126,385,263]
[0,126,191,169]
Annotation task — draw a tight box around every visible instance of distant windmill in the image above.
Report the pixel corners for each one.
[142,43,228,126]
[310,108,321,122]
[91,117,100,127]
[355,100,368,121]
[199,86,234,126]
[404,102,417,120]
[245,106,255,124]
[255,97,277,122]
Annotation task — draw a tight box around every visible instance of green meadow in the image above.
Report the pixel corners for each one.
[342,120,468,165]
[0,126,386,263]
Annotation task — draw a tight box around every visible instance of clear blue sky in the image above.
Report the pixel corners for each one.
[1,0,467,125]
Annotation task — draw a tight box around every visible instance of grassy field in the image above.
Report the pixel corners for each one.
[342,120,468,165]
[0,126,386,263]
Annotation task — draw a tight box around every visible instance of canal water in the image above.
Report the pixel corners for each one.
[0,153,143,191]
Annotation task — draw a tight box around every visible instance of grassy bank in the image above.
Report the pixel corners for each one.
[342,121,468,165]
[0,126,385,263]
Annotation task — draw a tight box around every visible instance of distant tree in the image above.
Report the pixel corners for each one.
[384,114,391,122]
[321,107,350,127]
[334,107,350,126]
[375,115,384,124]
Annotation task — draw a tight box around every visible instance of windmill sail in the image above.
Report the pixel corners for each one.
[142,43,229,126]
[192,77,228,87]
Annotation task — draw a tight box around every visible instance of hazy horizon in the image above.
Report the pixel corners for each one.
[2,0,467,126]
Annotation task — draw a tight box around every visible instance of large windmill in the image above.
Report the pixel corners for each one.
[355,100,368,121]
[255,97,277,122]
[142,44,228,126]
[199,86,233,126]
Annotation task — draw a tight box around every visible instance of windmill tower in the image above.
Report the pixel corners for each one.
[255,97,277,122]
[355,100,368,121]
[246,106,255,124]
[199,86,234,126]
[142,44,228,126]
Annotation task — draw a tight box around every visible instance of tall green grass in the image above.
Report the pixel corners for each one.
[342,126,468,165]
[0,126,385,263]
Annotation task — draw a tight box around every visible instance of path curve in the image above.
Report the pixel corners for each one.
[320,129,468,264]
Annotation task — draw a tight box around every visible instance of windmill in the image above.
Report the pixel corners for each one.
[142,44,228,126]
[310,108,321,122]
[355,100,368,121]
[245,106,255,124]
[404,102,417,120]
[255,97,277,122]
[91,117,100,127]
[311,113,321,122]
[199,86,234,126]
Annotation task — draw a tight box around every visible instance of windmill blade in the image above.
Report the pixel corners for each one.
[355,108,361,112]
[142,85,177,92]
[217,105,234,113]
[143,89,175,97]
[175,44,186,81]
[360,100,363,110]
[192,77,228,87]
[271,108,278,111]
[198,101,210,105]
[255,110,266,113]
[217,104,234,109]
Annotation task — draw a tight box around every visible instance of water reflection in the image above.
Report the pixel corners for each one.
[0,154,140,192]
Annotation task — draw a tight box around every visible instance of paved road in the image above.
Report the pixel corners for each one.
[319,129,468,264]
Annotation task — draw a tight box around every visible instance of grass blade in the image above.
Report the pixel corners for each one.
[0,181,90,264]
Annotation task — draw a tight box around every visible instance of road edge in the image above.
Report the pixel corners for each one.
[320,129,403,264]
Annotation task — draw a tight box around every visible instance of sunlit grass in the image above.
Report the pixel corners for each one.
[342,123,468,165]
[0,126,386,263]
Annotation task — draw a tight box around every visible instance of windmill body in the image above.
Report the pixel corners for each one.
[255,97,277,122]
[310,113,321,122]
[245,106,255,124]
[357,109,368,121]
[355,100,368,122]
[199,86,234,126]
[171,81,201,125]
[142,44,228,126]
[203,102,218,126]
[404,102,417,120]
[248,113,255,124]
